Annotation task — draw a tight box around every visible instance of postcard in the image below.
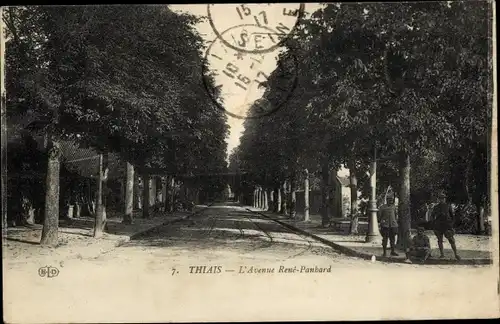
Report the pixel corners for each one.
[2,3,498,322]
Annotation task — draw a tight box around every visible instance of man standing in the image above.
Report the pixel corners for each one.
[431,192,461,260]
[378,196,399,257]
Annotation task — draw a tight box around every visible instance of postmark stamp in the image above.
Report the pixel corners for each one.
[202,24,298,119]
[207,4,305,54]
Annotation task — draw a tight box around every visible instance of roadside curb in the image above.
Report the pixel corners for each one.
[82,216,189,259]
[248,208,493,266]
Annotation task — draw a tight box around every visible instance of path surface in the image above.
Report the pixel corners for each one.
[254,209,493,264]
[3,203,499,322]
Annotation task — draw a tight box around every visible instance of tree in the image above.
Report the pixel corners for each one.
[5,5,229,243]
[231,1,492,241]
[1,7,7,239]
[123,161,134,224]
[4,6,62,246]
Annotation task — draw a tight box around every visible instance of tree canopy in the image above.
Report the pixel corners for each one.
[5,5,229,175]
[230,1,492,232]
[5,5,230,243]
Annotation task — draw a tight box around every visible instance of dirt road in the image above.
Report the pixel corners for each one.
[3,203,499,322]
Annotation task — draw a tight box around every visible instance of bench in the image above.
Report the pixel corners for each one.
[330,218,369,233]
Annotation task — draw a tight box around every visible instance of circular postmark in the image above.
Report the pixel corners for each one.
[207,3,305,54]
[202,25,298,120]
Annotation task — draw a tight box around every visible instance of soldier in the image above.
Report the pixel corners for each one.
[409,226,432,263]
[431,192,461,260]
[378,196,399,257]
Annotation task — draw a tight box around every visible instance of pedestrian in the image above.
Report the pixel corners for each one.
[431,192,461,260]
[378,196,399,257]
[409,226,432,264]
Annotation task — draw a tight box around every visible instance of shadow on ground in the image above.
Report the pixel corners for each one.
[352,245,492,260]
[124,208,324,255]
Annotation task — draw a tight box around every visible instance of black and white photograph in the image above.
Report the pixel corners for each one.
[1,2,498,322]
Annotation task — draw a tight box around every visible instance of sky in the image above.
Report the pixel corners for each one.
[169,4,349,178]
[170,4,323,157]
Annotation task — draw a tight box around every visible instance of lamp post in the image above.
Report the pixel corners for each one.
[365,146,381,242]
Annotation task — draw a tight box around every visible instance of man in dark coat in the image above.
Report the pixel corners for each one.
[431,192,461,260]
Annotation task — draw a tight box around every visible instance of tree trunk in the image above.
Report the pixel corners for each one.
[134,173,142,210]
[157,178,163,206]
[253,188,257,208]
[275,187,281,213]
[149,175,156,210]
[320,160,330,227]
[119,178,125,211]
[281,181,287,215]
[1,21,7,242]
[102,153,109,225]
[289,177,297,219]
[66,204,74,219]
[75,203,81,218]
[194,188,200,205]
[348,160,359,234]
[477,204,485,234]
[396,152,411,250]
[123,162,134,224]
[142,173,151,218]
[40,139,61,246]
[260,187,266,210]
[255,188,259,208]
[263,189,269,211]
[261,188,265,209]
[304,169,310,222]
[268,189,274,212]
[168,177,175,213]
[185,186,190,205]
[93,153,108,238]
[164,176,171,213]
[161,177,167,210]
[261,187,265,209]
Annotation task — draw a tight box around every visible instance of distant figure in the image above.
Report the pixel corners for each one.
[422,202,438,229]
[186,200,195,212]
[431,192,461,260]
[410,226,431,263]
[378,196,399,257]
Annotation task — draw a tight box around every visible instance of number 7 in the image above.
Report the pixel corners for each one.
[253,11,268,26]
[257,71,268,80]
